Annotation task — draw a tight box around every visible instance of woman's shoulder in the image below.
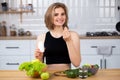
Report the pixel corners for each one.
[70,31,80,41]
[70,31,79,37]
[37,32,47,41]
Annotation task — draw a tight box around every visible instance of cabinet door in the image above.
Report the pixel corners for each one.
[105,55,120,69]
[0,40,30,56]
[80,39,120,69]
[30,40,36,60]
[80,39,120,55]
[80,55,102,67]
[80,40,96,55]
[0,56,30,70]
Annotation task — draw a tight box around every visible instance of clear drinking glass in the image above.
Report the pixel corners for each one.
[79,68,88,79]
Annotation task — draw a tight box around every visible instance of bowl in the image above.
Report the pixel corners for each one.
[32,72,40,78]
[82,64,99,76]
[88,67,99,75]
[28,66,48,78]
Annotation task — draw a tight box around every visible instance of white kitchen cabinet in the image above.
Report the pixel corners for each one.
[0,56,30,70]
[0,40,30,56]
[80,55,102,67]
[80,54,120,69]
[30,40,36,60]
[104,55,120,69]
[80,39,120,55]
[0,40,31,70]
[80,39,120,69]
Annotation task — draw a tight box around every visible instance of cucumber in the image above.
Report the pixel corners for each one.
[64,68,79,78]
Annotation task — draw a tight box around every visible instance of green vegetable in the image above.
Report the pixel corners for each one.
[19,60,47,77]
[94,64,99,68]
[87,72,92,76]
[64,68,79,78]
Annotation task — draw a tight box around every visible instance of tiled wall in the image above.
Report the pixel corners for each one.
[0,0,120,36]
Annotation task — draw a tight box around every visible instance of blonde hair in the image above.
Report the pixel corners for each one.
[44,2,68,30]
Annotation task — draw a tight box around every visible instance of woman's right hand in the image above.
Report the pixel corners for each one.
[35,48,43,60]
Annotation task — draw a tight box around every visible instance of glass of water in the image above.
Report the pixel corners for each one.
[79,68,88,79]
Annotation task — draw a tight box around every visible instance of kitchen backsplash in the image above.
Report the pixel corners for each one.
[0,0,120,36]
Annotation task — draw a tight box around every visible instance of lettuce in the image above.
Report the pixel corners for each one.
[19,60,47,77]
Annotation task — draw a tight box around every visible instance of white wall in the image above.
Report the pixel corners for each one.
[0,0,120,36]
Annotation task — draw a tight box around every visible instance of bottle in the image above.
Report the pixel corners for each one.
[0,22,2,36]
[10,24,17,36]
[1,21,7,36]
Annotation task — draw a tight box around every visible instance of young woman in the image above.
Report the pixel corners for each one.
[35,2,81,70]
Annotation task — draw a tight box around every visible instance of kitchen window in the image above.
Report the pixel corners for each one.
[97,0,117,24]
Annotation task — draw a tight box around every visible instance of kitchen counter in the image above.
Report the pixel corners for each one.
[0,36,37,40]
[0,35,120,40]
[79,35,120,39]
[0,69,120,80]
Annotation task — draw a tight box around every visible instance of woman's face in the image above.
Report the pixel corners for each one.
[53,7,66,27]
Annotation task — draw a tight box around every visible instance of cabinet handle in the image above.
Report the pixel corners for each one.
[104,59,106,69]
[112,46,116,48]
[6,47,19,49]
[6,63,19,65]
[100,59,102,69]
[91,46,116,48]
[91,46,97,48]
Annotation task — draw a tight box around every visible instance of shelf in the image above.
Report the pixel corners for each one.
[0,0,35,23]
[0,10,35,14]
[0,10,35,23]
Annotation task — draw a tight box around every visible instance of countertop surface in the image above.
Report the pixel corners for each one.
[79,35,120,39]
[0,69,120,80]
[0,36,37,40]
[0,35,120,40]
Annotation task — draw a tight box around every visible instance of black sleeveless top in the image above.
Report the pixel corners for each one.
[43,31,71,64]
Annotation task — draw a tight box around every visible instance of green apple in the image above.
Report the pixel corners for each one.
[82,63,91,69]
[31,59,41,63]
[41,72,50,80]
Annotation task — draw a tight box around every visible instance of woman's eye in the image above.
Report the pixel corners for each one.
[54,13,58,16]
[61,13,65,16]
[54,13,65,16]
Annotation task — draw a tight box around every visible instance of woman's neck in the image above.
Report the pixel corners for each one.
[50,26,63,38]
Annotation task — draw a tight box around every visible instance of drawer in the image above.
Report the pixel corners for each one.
[80,39,120,55]
[0,56,30,70]
[0,40,30,56]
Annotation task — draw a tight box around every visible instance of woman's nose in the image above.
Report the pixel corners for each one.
[58,15,63,19]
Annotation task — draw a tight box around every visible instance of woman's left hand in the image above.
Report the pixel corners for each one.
[62,27,71,41]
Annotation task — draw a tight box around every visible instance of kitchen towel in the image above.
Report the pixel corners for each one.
[97,46,112,56]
